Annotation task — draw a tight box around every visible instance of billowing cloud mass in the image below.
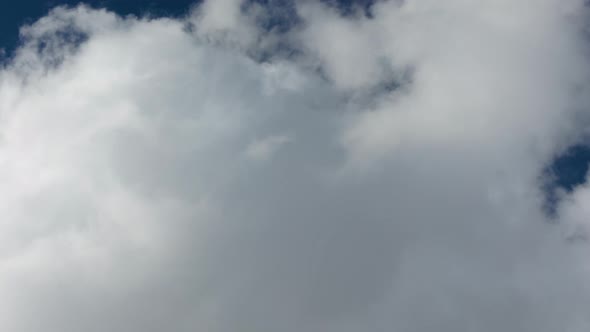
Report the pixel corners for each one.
[1,0,590,331]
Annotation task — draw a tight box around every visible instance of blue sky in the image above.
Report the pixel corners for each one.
[0,0,377,54]
[1,0,198,54]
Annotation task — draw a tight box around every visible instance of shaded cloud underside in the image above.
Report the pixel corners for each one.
[2,1,590,331]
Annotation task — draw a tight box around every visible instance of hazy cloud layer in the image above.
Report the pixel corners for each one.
[1,1,590,331]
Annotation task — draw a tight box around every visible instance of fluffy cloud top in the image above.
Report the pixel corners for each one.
[1,1,590,331]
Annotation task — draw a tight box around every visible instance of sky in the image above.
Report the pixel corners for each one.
[2,1,590,331]
[0,0,199,55]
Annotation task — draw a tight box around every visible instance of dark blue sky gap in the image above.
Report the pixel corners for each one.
[549,145,590,192]
[0,0,377,55]
[543,145,590,216]
[0,0,199,56]
[1,0,589,212]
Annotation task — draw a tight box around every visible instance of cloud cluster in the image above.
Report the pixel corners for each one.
[1,1,590,331]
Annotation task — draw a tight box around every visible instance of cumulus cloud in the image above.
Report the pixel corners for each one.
[1,1,590,331]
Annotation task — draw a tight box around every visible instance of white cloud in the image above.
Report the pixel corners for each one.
[189,0,256,47]
[0,1,590,331]
[244,134,292,161]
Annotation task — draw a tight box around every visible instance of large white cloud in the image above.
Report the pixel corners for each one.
[1,1,590,331]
